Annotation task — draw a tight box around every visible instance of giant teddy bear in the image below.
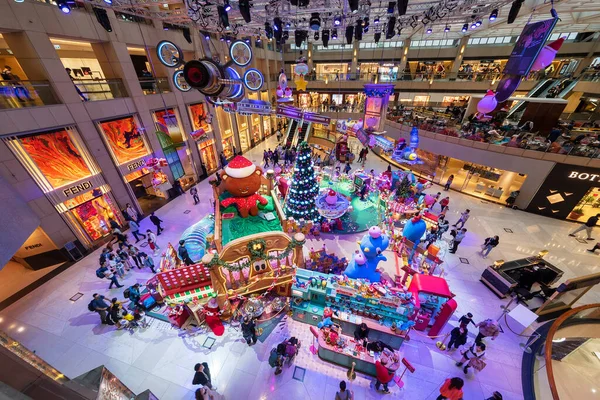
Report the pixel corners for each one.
[344,226,390,282]
[220,156,268,218]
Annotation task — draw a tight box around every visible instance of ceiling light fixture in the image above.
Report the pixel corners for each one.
[314,31,319,40]
[204,32,210,40]
[349,0,359,13]
[374,17,380,24]
[355,19,363,40]
[426,27,432,34]
[385,16,396,39]
[57,0,71,14]
[444,25,450,32]
[322,29,330,47]
[264,22,273,39]
[334,15,342,26]
[387,2,396,14]
[363,17,370,32]
[471,22,477,29]
[374,32,381,43]
[475,20,482,27]
[489,9,498,21]
[332,29,338,39]
[224,0,231,12]
[310,13,321,30]
[345,25,354,44]
[239,0,251,23]
[462,23,468,32]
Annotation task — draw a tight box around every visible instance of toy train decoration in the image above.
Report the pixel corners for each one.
[156,39,264,105]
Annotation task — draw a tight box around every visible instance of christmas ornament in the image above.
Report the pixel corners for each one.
[477,90,498,114]
[531,37,565,72]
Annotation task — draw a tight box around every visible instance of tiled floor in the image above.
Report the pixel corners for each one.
[1,135,599,400]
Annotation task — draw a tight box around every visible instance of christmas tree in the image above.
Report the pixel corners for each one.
[284,141,320,221]
[396,175,412,200]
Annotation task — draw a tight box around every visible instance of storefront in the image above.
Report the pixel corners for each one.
[187,102,218,173]
[360,63,399,82]
[458,59,505,80]
[250,114,262,145]
[236,115,251,152]
[527,164,600,221]
[262,116,272,138]
[407,60,454,80]
[152,107,196,187]
[298,92,312,108]
[215,107,235,159]
[315,63,349,80]
[5,127,124,246]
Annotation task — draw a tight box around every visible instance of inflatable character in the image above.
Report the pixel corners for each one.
[220,156,268,218]
[344,226,390,282]
[402,215,427,261]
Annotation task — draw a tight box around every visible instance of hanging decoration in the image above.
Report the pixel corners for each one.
[476,90,498,115]
[276,70,294,103]
[530,37,565,72]
[293,54,310,92]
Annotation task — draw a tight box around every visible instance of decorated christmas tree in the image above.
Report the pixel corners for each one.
[284,141,320,221]
[396,175,412,200]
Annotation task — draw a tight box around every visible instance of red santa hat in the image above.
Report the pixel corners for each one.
[225,155,256,178]
[547,37,564,52]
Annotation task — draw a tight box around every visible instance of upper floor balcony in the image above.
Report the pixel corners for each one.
[0,80,60,109]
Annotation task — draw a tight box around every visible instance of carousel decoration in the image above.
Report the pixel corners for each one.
[315,189,351,220]
[156,39,264,104]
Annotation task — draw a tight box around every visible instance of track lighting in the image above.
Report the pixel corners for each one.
[426,27,432,34]
[310,13,321,30]
[224,0,231,12]
[489,9,498,21]
[334,15,342,26]
[462,23,468,32]
[444,25,450,32]
[57,0,71,14]
[475,20,482,27]
[332,29,338,39]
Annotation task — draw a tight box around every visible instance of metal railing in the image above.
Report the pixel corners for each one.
[0,80,60,109]
[139,77,171,95]
[74,79,127,101]
[386,112,600,159]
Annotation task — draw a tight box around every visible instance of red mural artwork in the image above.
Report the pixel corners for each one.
[189,103,209,132]
[20,130,91,188]
[99,116,148,164]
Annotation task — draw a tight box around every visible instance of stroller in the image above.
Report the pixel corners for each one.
[269,337,301,375]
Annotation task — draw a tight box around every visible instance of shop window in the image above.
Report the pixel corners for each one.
[98,116,150,165]
[164,147,184,180]
[68,192,122,241]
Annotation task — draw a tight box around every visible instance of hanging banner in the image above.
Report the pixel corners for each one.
[303,113,330,125]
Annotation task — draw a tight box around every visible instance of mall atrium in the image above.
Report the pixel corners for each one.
[0,0,599,398]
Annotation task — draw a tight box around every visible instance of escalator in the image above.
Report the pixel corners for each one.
[506,78,574,120]
[294,122,311,146]
[284,120,298,147]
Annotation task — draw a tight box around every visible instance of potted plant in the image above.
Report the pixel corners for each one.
[569,207,585,220]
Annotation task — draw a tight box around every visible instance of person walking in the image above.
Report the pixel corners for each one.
[449,228,466,254]
[190,186,200,205]
[192,362,215,390]
[344,162,352,175]
[149,212,164,235]
[335,380,353,400]
[456,342,486,374]
[128,245,143,269]
[272,149,280,166]
[475,319,500,344]
[480,235,499,258]
[437,216,450,239]
[140,252,156,273]
[90,294,112,325]
[569,213,599,240]
[439,197,450,212]
[146,230,160,255]
[452,209,470,229]
[241,316,258,346]
[444,174,454,191]
[436,377,464,400]
[219,152,228,168]
[125,203,139,222]
[458,313,476,329]
[129,219,146,243]
[178,240,194,266]
[100,262,123,289]
[432,192,441,208]
[374,359,393,394]
[263,150,270,167]
[446,326,468,351]
[587,242,600,254]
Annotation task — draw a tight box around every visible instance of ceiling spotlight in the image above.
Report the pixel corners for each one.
[226,37,231,43]
[57,0,71,14]
[204,32,210,40]
[220,36,225,41]
[286,21,291,28]
[374,17,380,24]
[224,0,231,12]
[245,38,250,43]
[332,29,338,39]
[363,17,370,32]
[349,0,359,13]
[386,16,396,39]
[551,7,558,18]
[314,31,319,40]
[103,0,112,4]
[14,0,25,2]
[508,0,524,24]
[345,25,354,44]
[274,17,282,32]
[282,31,289,42]
[310,13,321,30]
[462,23,468,32]
[355,19,363,40]
[387,2,396,13]
[397,0,408,16]
[475,20,482,27]
[322,29,330,47]
[471,22,477,29]
[265,22,273,39]
[239,0,251,23]
[444,25,450,32]
[426,27,432,34]
[489,8,498,21]
[374,32,381,43]
[295,30,307,47]
[334,15,342,26]
[256,36,261,43]
[217,6,230,29]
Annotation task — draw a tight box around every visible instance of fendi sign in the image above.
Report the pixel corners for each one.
[62,181,92,197]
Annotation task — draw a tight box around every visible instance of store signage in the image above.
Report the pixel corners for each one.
[127,159,146,172]
[379,297,400,307]
[304,113,330,125]
[568,171,600,182]
[356,129,370,147]
[14,227,58,258]
[335,286,356,297]
[62,181,92,197]
[276,106,302,120]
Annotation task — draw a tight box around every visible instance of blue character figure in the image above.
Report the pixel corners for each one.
[317,317,334,329]
[402,215,427,261]
[344,226,390,282]
[409,126,419,152]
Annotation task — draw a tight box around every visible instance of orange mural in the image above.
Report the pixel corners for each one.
[99,116,148,164]
[189,103,210,132]
[20,130,91,189]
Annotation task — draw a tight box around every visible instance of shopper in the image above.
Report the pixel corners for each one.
[432,192,441,208]
[446,326,468,351]
[99,262,123,289]
[192,362,215,390]
[587,243,600,254]
[219,152,228,168]
[444,175,454,191]
[344,162,352,175]
[456,342,486,374]
[437,216,450,239]
[90,294,112,325]
[335,380,353,400]
[353,322,370,347]
[128,245,143,269]
[505,190,520,208]
[475,319,500,343]
[272,149,280,166]
[485,391,503,400]
[178,240,194,266]
[569,213,599,240]
[263,150,270,167]
[129,219,146,243]
[146,229,160,255]
[374,359,393,394]
[453,209,470,229]
[439,197,450,212]
[449,228,467,254]
[109,298,125,330]
[480,235,500,258]
[127,283,142,307]
[190,186,200,205]
[140,252,156,273]
[125,203,139,222]
[436,377,464,400]
[241,316,258,346]
[65,67,88,101]
[458,313,476,329]
[149,212,164,235]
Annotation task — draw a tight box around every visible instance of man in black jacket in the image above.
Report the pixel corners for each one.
[569,213,599,240]
[149,212,164,235]
[192,362,215,390]
[178,240,194,266]
[241,316,258,346]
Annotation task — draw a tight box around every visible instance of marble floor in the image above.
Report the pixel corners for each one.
[1,135,599,400]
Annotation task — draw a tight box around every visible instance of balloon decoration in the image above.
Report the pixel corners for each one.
[531,37,565,72]
[402,215,427,244]
[276,70,294,103]
[477,90,498,114]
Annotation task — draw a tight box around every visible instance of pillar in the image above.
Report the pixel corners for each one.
[351,41,359,77]
[398,39,410,80]
[450,37,468,78]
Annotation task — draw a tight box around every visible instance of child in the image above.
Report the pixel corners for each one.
[447,326,468,350]
[132,307,149,328]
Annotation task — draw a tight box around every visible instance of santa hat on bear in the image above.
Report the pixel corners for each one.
[225,155,257,178]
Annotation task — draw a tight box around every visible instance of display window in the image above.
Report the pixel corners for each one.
[222,136,235,159]
[68,192,122,241]
[379,64,399,82]
[98,116,149,165]
[188,103,212,134]
[263,117,272,137]
[154,108,185,144]
[458,60,505,80]
[251,115,261,143]
[152,108,193,181]
[237,117,250,152]
[413,96,430,106]
[198,139,218,173]
[441,96,470,107]
[298,93,311,108]
[18,128,92,189]
[316,63,349,80]
[331,94,343,105]
[567,187,600,222]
